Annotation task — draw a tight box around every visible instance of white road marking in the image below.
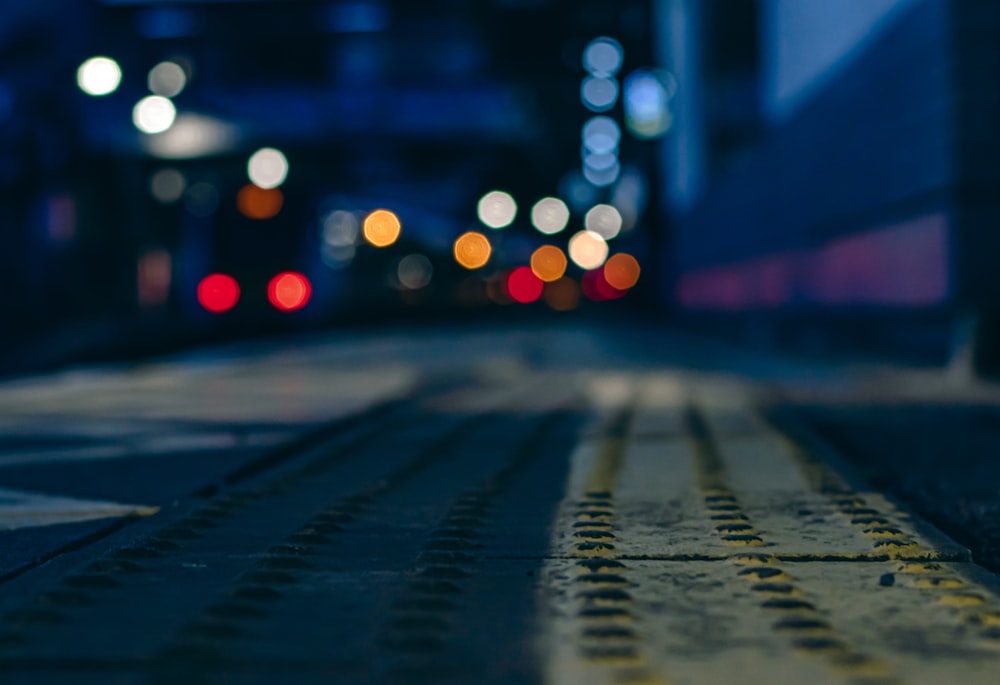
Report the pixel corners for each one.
[0,487,158,531]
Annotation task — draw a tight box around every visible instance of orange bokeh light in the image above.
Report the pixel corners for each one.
[603,253,641,290]
[453,231,492,269]
[544,277,580,311]
[237,184,284,220]
[363,209,401,247]
[267,271,312,312]
[530,245,568,282]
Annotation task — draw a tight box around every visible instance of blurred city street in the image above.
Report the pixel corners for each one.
[4,0,1000,682]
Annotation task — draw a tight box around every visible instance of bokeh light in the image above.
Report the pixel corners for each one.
[197,274,240,313]
[477,190,517,229]
[397,254,433,290]
[77,57,121,96]
[133,96,177,134]
[148,61,187,97]
[453,231,492,269]
[544,277,581,311]
[568,230,609,270]
[581,76,619,112]
[506,266,544,304]
[530,245,568,282]
[582,268,627,301]
[268,272,312,312]
[583,116,621,154]
[585,204,623,240]
[322,210,360,247]
[247,147,289,189]
[363,209,401,247]
[584,162,621,187]
[530,197,570,235]
[604,253,641,290]
[624,68,676,139]
[137,249,172,307]
[583,37,624,77]
[150,168,187,204]
[237,184,284,220]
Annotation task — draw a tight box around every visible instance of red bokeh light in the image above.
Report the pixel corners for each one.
[506,266,544,304]
[197,273,240,313]
[582,269,627,301]
[268,271,312,312]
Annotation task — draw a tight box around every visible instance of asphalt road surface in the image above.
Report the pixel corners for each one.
[1,324,999,684]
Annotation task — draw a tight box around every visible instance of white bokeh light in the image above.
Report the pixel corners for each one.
[77,57,122,96]
[530,197,570,235]
[568,230,609,270]
[583,37,624,77]
[248,147,289,189]
[148,61,187,97]
[585,204,623,240]
[477,190,517,229]
[133,96,177,134]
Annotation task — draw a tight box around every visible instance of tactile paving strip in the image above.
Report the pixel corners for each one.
[540,375,1000,685]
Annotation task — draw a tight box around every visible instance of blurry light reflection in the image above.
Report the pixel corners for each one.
[544,277,580,311]
[197,273,240,313]
[453,231,492,269]
[268,272,312,312]
[582,116,620,154]
[148,61,187,97]
[77,57,121,96]
[323,210,360,246]
[604,253,641,290]
[506,266,544,304]
[582,268,626,301]
[144,113,237,159]
[583,162,621,187]
[150,168,186,204]
[137,249,172,307]
[568,230,609,270]
[477,190,517,229]
[363,209,401,247]
[133,96,176,134]
[397,254,433,290]
[583,37,624,77]
[584,204,623,240]
[530,245,568,282]
[248,148,289,189]
[624,68,676,139]
[237,184,283,220]
[581,76,619,112]
[530,197,570,235]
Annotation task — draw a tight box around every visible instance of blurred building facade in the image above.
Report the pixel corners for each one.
[656,0,1000,369]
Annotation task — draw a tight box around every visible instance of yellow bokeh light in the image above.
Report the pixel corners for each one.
[530,245,568,282]
[363,209,401,247]
[453,231,492,269]
[604,253,641,290]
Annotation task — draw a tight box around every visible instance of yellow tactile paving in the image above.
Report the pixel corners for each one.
[540,373,1000,685]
